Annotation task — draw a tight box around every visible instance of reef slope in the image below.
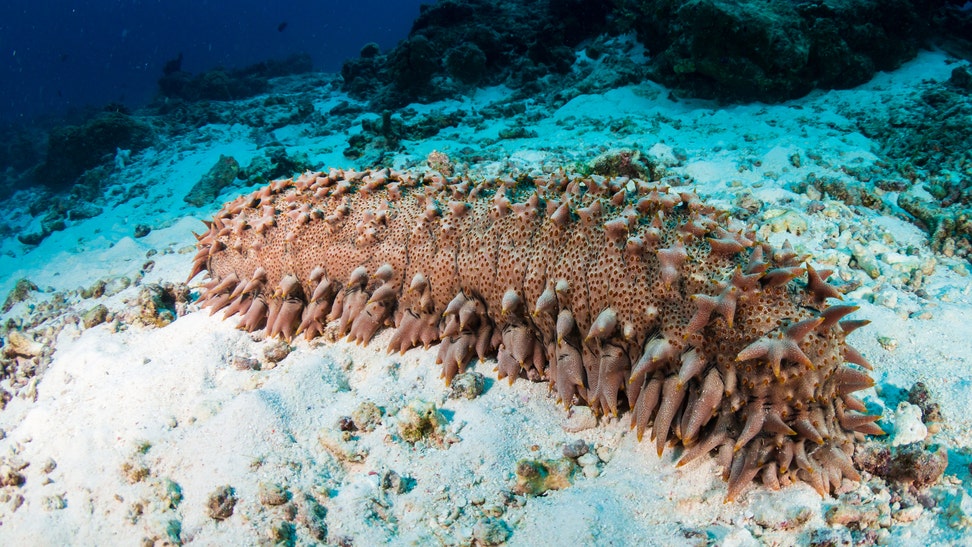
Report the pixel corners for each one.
[189,168,880,500]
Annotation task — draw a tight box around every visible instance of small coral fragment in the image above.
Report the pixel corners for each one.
[891,401,927,446]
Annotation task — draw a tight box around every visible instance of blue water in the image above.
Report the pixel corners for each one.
[0,0,425,125]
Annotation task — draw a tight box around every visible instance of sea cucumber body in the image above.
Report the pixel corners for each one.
[190,168,880,500]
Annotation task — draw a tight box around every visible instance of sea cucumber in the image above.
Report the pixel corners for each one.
[188,168,881,500]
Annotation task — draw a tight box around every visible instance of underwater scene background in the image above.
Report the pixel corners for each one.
[0,1,972,545]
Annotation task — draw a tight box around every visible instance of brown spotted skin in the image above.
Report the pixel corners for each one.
[189,168,881,501]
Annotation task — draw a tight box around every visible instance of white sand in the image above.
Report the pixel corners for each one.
[1,49,971,545]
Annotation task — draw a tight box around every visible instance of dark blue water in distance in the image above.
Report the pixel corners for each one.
[0,0,426,125]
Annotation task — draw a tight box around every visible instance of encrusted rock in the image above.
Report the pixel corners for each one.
[426,150,454,176]
[133,224,152,238]
[262,340,293,364]
[230,355,260,371]
[576,452,599,468]
[833,491,891,533]
[587,148,655,179]
[907,382,942,424]
[184,155,241,207]
[396,399,446,444]
[851,243,881,279]
[761,208,808,236]
[893,504,923,523]
[807,526,854,546]
[891,443,948,489]
[42,494,67,511]
[258,482,291,507]
[206,485,237,521]
[449,371,485,400]
[855,441,948,490]
[876,336,898,351]
[121,284,178,328]
[81,279,106,299]
[121,461,150,484]
[562,439,589,459]
[512,458,577,496]
[40,458,57,474]
[2,330,44,359]
[337,415,356,432]
[379,469,407,494]
[157,478,183,510]
[82,304,110,329]
[0,463,25,487]
[472,517,512,546]
[266,521,296,544]
[351,400,383,432]
[2,279,37,313]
